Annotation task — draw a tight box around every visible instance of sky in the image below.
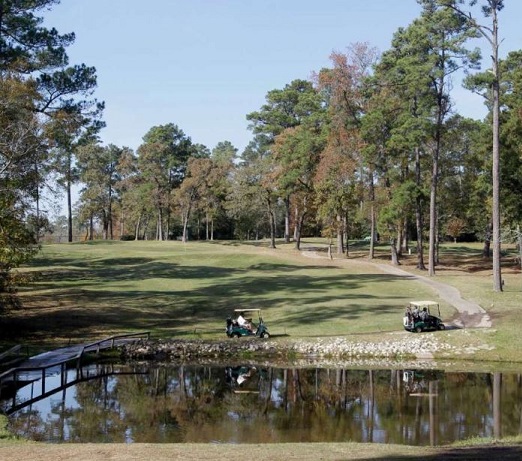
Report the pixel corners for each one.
[42,0,522,156]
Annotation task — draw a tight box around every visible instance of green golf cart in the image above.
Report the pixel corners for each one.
[226,308,270,338]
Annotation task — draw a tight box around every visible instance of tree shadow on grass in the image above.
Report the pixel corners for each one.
[5,247,430,347]
[5,262,418,346]
[351,445,522,461]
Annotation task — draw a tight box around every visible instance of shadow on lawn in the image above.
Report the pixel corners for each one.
[352,445,522,461]
[6,253,416,345]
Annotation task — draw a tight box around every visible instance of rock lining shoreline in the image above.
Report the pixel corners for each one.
[121,334,458,367]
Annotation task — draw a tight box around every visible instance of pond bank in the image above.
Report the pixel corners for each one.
[120,333,502,371]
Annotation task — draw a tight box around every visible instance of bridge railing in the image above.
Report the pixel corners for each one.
[0,331,150,400]
[80,331,151,356]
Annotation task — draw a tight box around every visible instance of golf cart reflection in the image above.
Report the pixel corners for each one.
[403,370,442,396]
[225,366,266,393]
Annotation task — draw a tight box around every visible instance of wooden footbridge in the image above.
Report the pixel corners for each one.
[0,332,150,415]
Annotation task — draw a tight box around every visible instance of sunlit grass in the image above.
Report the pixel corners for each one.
[4,238,522,363]
[6,239,440,348]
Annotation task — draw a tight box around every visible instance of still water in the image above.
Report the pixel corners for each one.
[1,362,521,445]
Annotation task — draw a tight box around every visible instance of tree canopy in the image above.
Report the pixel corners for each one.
[2,0,521,301]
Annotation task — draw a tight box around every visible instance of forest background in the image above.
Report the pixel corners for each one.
[1,0,521,306]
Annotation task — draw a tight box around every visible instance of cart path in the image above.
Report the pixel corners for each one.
[301,249,492,329]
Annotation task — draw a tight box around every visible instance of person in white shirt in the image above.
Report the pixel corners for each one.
[237,312,253,331]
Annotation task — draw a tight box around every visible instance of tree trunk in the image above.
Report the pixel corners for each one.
[429,97,443,276]
[181,197,194,243]
[120,209,125,239]
[134,217,140,241]
[368,167,376,260]
[483,222,492,258]
[266,197,276,249]
[397,227,403,257]
[67,177,73,243]
[390,238,400,265]
[284,195,291,243]
[293,206,298,241]
[415,147,426,270]
[369,204,376,260]
[157,207,164,241]
[34,161,42,242]
[294,198,308,251]
[269,210,276,249]
[517,225,522,270]
[344,213,349,257]
[294,212,305,251]
[165,206,171,241]
[181,207,191,243]
[108,186,113,240]
[491,8,502,292]
[336,216,344,255]
[89,214,94,241]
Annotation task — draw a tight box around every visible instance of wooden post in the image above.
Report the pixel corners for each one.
[11,370,17,408]
[61,363,66,387]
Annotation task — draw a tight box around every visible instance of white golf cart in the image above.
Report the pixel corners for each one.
[403,300,445,333]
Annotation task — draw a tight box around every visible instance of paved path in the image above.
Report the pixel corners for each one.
[372,262,492,328]
[301,249,492,329]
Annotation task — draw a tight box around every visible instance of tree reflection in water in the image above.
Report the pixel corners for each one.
[4,364,522,445]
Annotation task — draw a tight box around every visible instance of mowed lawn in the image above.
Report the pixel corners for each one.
[4,239,444,348]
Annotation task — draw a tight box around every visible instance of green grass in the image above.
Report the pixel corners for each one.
[2,238,522,364]
[3,239,438,348]
[0,415,16,441]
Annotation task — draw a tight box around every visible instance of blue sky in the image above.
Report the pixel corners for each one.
[43,0,522,155]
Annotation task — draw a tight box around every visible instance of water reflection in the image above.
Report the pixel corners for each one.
[2,363,522,445]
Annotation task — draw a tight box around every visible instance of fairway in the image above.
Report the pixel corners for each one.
[6,240,446,349]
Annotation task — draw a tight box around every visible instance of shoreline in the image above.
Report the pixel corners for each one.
[120,334,517,373]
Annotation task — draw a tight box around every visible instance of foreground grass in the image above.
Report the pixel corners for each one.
[1,439,522,461]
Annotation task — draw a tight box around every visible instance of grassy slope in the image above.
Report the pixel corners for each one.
[4,240,443,349]
[1,239,521,363]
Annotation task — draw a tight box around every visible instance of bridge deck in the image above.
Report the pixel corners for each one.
[0,332,150,386]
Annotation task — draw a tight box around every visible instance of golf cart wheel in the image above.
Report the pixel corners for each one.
[232,332,241,338]
[260,332,270,339]
[415,326,423,333]
[438,324,446,330]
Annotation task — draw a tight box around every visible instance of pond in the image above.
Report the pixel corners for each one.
[1,362,521,445]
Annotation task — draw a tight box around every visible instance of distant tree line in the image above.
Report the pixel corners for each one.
[2,0,520,297]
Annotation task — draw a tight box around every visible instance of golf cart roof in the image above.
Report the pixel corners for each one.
[234,308,261,313]
[409,301,439,307]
